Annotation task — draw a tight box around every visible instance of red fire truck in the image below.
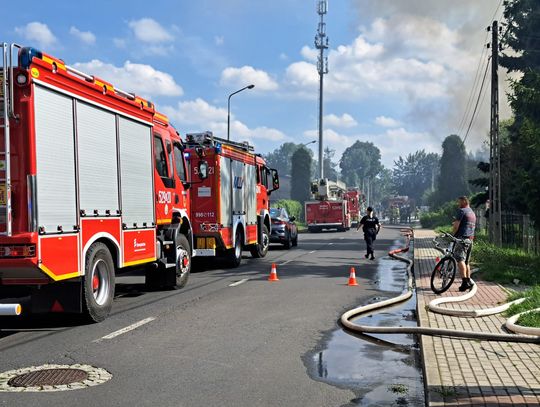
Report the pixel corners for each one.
[345,189,363,227]
[184,132,279,267]
[0,44,193,321]
[305,178,350,232]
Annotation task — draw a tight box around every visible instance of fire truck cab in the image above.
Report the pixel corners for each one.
[0,43,193,321]
[184,132,279,267]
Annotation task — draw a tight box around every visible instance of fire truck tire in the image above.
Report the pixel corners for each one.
[82,242,115,323]
[227,229,243,268]
[249,225,269,258]
[168,234,191,289]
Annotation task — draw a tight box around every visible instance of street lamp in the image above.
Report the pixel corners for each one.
[227,84,255,141]
[300,140,317,148]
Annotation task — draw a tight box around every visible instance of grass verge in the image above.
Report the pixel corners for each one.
[505,286,540,327]
[471,234,540,286]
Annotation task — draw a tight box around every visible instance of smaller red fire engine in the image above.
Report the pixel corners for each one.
[305,179,350,232]
[345,189,363,227]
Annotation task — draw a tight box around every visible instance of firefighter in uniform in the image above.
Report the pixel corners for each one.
[357,207,381,260]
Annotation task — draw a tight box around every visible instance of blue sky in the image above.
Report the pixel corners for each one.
[3,0,507,167]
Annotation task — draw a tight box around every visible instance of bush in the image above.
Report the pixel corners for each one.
[271,199,302,221]
[420,201,457,229]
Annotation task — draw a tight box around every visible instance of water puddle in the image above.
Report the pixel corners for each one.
[306,240,425,406]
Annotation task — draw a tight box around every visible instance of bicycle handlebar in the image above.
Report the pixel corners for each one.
[437,232,470,245]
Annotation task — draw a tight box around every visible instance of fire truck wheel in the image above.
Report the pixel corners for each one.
[83,242,115,323]
[249,225,269,258]
[227,229,243,268]
[170,234,191,289]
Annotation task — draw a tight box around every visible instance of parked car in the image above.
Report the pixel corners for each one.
[270,208,298,249]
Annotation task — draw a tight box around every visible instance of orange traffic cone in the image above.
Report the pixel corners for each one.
[347,267,359,286]
[268,263,279,281]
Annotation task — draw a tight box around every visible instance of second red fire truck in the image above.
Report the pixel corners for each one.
[184,132,279,267]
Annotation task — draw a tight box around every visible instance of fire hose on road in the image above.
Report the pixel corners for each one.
[340,229,540,344]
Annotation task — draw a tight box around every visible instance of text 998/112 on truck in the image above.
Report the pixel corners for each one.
[0,43,193,322]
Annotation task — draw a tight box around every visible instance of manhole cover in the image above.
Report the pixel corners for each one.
[0,364,112,392]
[8,368,88,387]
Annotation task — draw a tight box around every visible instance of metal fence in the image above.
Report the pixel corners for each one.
[501,213,540,255]
[474,210,540,254]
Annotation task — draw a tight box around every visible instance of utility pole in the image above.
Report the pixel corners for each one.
[315,0,329,180]
[488,20,502,246]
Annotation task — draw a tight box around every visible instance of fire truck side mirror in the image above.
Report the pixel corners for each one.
[269,169,279,192]
[198,160,209,180]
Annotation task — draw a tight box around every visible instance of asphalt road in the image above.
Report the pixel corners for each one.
[0,225,407,407]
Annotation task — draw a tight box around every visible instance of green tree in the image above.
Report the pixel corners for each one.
[264,142,303,176]
[435,135,469,206]
[370,168,394,207]
[392,150,439,205]
[323,147,338,181]
[500,1,540,225]
[339,141,382,187]
[290,147,312,205]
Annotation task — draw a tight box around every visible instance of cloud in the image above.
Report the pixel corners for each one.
[72,60,183,99]
[375,116,401,128]
[324,113,358,128]
[285,61,319,91]
[220,66,278,91]
[128,18,174,43]
[300,45,318,62]
[113,38,126,48]
[303,127,435,168]
[69,26,96,45]
[284,4,506,156]
[15,22,56,49]
[215,36,224,46]
[162,98,287,143]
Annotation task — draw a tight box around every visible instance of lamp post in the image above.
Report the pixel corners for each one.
[227,84,255,141]
[300,140,317,148]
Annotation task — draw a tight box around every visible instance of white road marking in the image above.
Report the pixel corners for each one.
[328,243,334,245]
[96,317,155,341]
[279,260,292,266]
[309,250,316,254]
[339,237,345,240]
[229,278,249,287]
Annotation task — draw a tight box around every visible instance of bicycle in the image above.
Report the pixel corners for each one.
[430,232,472,294]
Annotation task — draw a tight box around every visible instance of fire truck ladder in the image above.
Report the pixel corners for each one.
[0,43,18,236]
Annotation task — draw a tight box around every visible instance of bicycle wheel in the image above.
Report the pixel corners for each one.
[430,256,457,294]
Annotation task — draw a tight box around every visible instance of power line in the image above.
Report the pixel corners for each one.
[462,56,491,146]
[457,0,504,138]
[457,44,489,137]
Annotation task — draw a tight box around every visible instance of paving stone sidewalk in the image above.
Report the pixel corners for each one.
[413,229,540,407]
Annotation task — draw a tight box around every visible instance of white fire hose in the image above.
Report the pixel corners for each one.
[341,229,540,344]
[0,303,22,316]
